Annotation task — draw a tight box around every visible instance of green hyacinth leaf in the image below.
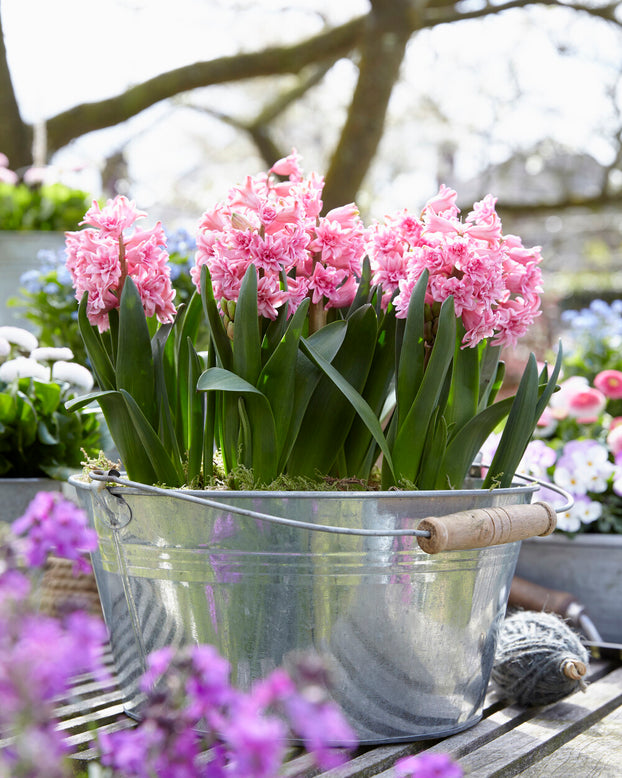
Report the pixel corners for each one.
[86,390,159,484]
[185,340,205,483]
[535,343,563,420]
[197,367,278,485]
[445,320,480,435]
[395,270,427,422]
[116,277,157,428]
[152,336,182,469]
[257,299,309,459]
[478,342,502,409]
[483,354,539,489]
[232,265,262,386]
[343,309,397,478]
[389,295,456,486]
[439,395,515,489]
[277,319,347,472]
[287,305,379,478]
[298,322,395,481]
[118,389,185,486]
[77,293,116,391]
[200,265,233,371]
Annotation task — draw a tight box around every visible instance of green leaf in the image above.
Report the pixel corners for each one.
[200,265,233,371]
[37,419,59,446]
[346,256,373,316]
[478,342,502,408]
[483,354,539,489]
[261,304,290,364]
[535,342,563,420]
[276,320,348,470]
[77,293,116,390]
[257,299,309,460]
[343,309,397,478]
[296,320,395,481]
[197,367,278,484]
[287,305,379,478]
[0,392,17,425]
[202,345,217,480]
[480,359,505,411]
[119,389,185,486]
[185,340,205,483]
[116,277,157,428]
[388,295,456,486]
[91,390,159,484]
[439,395,515,489]
[445,320,479,435]
[232,266,262,385]
[395,271,428,423]
[31,379,61,416]
[417,410,448,489]
[152,336,182,468]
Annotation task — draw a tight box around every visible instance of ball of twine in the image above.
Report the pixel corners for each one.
[491,610,589,707]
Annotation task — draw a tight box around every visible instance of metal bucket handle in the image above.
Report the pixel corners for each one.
[85,469,572,555]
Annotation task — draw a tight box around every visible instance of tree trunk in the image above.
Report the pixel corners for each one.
[0,6,32,169]
[322,0,415,211]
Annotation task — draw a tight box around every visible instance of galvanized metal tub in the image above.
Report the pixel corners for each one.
[70,475,538,744]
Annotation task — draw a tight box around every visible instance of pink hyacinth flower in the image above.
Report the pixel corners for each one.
[66,195,176,331]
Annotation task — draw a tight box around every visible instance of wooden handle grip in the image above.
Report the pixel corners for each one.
[509,576,578,617]
[416,501,556,554]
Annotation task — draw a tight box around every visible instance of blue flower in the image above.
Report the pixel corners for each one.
[19,269,42,293]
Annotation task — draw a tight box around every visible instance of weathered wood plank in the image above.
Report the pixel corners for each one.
[514,703,622,777]
[452,667,622,777]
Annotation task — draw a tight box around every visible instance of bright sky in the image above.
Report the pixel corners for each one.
[3,0,621,223]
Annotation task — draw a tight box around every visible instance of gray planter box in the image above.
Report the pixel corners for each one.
[0,477,77,522]
[0,231,66,328]
[0,477,63,522]
[516,533,622,644]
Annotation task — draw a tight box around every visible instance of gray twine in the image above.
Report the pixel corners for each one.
[491,610,589,706]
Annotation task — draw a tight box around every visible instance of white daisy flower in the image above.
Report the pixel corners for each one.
[51,361,94,392]
[0,338,10,360]
[0,357,50,382]
[0,326,38,353]
[30,346,74,362]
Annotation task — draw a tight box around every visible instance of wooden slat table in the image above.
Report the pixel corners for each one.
[33,652,622,776]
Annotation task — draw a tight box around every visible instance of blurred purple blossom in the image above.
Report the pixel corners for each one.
[12,491,98,573]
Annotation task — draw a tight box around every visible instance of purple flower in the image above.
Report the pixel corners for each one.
[284,694,357,768]
[222,704,287,778]
[185,645,233,718]
[395,753,463,778]
[11,491,98,571]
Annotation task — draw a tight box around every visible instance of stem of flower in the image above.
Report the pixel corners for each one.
[117,235,127,296]
[309,301,327,335]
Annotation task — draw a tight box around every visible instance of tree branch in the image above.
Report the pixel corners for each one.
[422,0,622,28]
[322,1,416,210]
[45,16,366,156]
[185,62,335,169]
[492,190,622,216]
